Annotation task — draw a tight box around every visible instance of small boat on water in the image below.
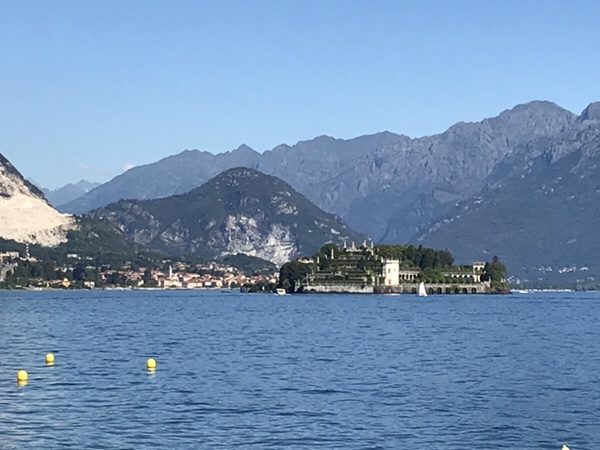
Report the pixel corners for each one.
[418,282,428,297]
[275,288,287,296]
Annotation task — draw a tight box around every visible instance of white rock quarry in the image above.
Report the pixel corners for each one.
[220,214,297,266]
[0,156,75,246]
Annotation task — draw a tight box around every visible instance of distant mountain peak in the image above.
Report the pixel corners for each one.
[43,179,101,208]
[297,135,337,146]
[203,167,264,187]
[579,102,600,121]
[66,179,100,190]
[196,167,292,196]
[498,100,574,120]
[514,99,563,109]
[233,143,256,153]
[173,149,208,158]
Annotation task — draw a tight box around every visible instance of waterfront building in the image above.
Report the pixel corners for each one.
[472,262,486,282]
[383,259,400,286]
[399,268,420,282]
[301,243,492,294]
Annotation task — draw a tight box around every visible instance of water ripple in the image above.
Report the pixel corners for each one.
[0,290,599,448]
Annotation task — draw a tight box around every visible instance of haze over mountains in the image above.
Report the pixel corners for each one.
[55,100,600,285]
[62,101,579,245]
[42,180,101,208]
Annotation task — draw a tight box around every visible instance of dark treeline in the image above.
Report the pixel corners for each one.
[482,256,507,290]
[375,244,454,269]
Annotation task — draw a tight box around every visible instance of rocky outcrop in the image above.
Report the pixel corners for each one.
[0,154,75,246]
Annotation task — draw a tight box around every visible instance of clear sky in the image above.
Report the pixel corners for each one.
[2,0,600,188]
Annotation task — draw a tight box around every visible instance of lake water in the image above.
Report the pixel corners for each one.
[0,290,599,449]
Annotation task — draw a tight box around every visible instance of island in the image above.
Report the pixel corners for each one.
[278,242,508,294]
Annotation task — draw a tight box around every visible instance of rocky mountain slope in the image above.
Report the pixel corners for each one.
[42,180,100,208]
[417,103,600,286]
[0,154,75,246]
[90,168,364,265]
[60,101,576,245]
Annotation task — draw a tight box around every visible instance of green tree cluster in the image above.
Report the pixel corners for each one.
[314,243,341,270]
[483,256,509,292]
[376,244,454,269]
[278,260,315,293]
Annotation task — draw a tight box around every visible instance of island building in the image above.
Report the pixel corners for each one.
[301,242,491,294]
[383,260,486,286]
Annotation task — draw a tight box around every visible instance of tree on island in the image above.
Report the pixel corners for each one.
[482,256,509,292]
[314,243,340,270]
[375,244,454,269]
[278,260,314,293]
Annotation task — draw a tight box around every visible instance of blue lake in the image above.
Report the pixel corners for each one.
[0,290,599,449]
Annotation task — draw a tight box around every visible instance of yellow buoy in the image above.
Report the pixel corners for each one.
[45,353,55,365]
[17,370,28,385]
[146,358,157,371]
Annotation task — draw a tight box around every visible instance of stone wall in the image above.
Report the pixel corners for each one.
[302,283,375,294]
[376,282,491,294]
[301,281,491,294]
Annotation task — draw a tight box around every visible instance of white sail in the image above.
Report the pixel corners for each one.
[418,282,428,297]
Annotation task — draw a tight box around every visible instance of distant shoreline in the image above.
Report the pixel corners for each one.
[0,287,585,294]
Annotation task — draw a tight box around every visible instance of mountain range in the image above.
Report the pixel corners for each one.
[56,100,600,285]
[6,100,600,286]
[60,101,577,244]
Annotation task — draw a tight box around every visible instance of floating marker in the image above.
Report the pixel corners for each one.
[147,358,157,371]
[17,370,28,385]
[45,353,55,365]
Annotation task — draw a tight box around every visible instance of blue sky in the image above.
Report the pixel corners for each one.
[1,0,600,188]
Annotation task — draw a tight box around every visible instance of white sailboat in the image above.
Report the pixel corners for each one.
[418,282,428,297]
